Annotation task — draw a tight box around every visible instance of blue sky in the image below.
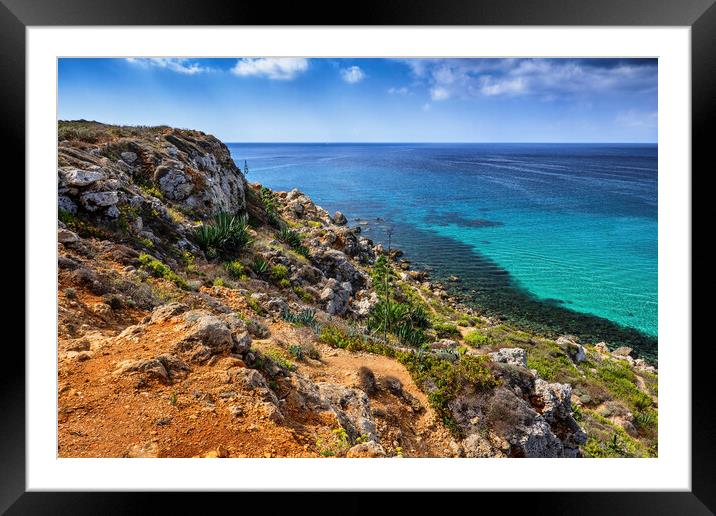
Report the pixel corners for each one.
[58,58,657,143]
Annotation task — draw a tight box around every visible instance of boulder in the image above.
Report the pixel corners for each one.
[62,167,105,187]
[150,302,189,323]
[594,342,610,354]
[126,441,160,458]
[556,335,586,363]
[612,346,636,358]
[429,339,460,350]
[290,201,305,217]
[80,191,119,211]
[58,228,79,244]
[332,211,348,225]
[316,383,377,442]
[489,348,528,368]
[120,151,138,163]
[321,279,352,316]
[312,248,367,291]
[114,354,190,384]
[178,310,235,356]
[346,441,386,458]
[267,298,289,313]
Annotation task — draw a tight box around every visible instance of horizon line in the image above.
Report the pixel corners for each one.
[224,141,658,145]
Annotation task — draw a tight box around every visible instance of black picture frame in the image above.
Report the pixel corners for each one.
[3,0,711,513]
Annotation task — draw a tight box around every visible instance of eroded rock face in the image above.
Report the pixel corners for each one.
[155,161,194,201]
[316,383,378,443]
[312,249,367,292]
[57,129,247,251]
[534,379,587,457]
[320,278,353,316]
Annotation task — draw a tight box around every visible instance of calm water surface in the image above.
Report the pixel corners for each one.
[228,143,658,352]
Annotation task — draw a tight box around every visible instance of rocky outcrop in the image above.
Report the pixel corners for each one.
[58,126,247,261]
[448,348,586,458]
[319,278,353,316]
[556,335,586,363]
[489,347,527,367]
[316,383,378,442]
[114,354,190,384]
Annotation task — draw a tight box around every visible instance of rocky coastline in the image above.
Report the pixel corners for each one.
[56,121,658,458]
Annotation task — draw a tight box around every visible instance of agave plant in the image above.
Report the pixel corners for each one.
[281,307,320,331]
[251,257,269,276]
[277,226,303,248]
[193,212,252,257]
[367,300,428,347]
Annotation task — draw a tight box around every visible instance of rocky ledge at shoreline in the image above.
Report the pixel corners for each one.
[56,120,658,458]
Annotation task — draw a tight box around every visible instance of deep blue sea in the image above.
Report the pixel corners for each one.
[228,143,658,351]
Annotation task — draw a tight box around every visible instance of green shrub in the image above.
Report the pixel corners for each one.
[270,264,289,282]
[318,323,498,437]
[316,428,351,457]
[194,212,252,258]
[260,187,278,215]
[398,351,498,436]
[212,278,225,287]
[464,330,489,347]
[224,260,247,279]
[591,360,654,412]
[292,285,314,303]
[58,209,111,240]
[320,324,394,356]
[294,245,310,258]
[246,296,264,315]
[581,410,651,458]
[526,345,574,382]
[138,253,189,290]
[371,255,396,299]
[264,349,296,372]
[432,321,460,338]
[300,342,321,360]
[139,183,164,200]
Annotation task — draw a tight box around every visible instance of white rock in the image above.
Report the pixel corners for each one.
[64,168,105,187]
[489,348,527,367]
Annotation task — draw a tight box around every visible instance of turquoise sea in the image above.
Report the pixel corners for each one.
[228,143,658,355]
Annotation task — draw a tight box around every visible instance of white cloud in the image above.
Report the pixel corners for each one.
[341,66,365,84]
[125,58,211,75]
[388,86,409,95]
[231,58,308,80]
[399,58,657,101]
[430,86,450,101]
[479,76,526,96]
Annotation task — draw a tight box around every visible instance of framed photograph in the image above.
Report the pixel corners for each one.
[5,0,711,511]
